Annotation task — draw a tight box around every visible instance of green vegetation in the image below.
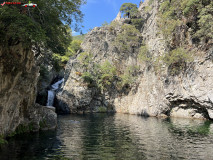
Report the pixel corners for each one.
[114,24,141,53]
[158,0,213,44]
[119,3,143,30]
[0,135,7,145]
[138,45,152,63]
[79,55,140,91]
[120,3,139,18]
[73,35,86,41]
[102,21,109,27]
[52,39,82,71]
[118,65,140,89]
[15,123,34,135]
[39,120,47,129]
[98,106,107,113]
[148,0,154,6]
[8,123,34,138]
[108,21,120,33]
[81,72,94,85]
[131,18,144,30]
[162,48,193,75]
[0,0,85,55]
[96,61,117,90]
[68,40,82,54]
[80,60,117,91]
[77,52,93,69]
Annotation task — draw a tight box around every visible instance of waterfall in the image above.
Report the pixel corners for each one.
[46,78,64,106]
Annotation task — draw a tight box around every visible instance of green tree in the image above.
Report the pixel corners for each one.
[120,3,139,18]
[0,0,86,55]
[162,47,193,75]
[68,40,82,55]
[138,45,152,63]
[158,0,212,44]
[114,24,141,53]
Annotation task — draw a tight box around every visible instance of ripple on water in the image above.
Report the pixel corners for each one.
[0,114,213,160]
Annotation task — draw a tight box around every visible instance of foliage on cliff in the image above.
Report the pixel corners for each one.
[120,3,139,18]
[159,0,213,45]
[0,0,85,55]
[53,39,82,70]
[78,51,140,91]
[113,24,141,53]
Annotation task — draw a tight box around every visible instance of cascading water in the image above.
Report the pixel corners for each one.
[46,78,64,106]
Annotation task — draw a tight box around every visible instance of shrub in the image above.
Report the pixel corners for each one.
[98,106,107,113]
[158,0,212,44]
[77,52,93,69]
[80,60,117,91]
[52,54,68,71]
[131,18,144,30]
[68,40,82,55]
[96,61,117,90]
[108,21,120,33]
[138,45,152,63]
[102,21,109,27]
[81,72,94,84]
[114,24,141,53]
[162,48,193,74]
[119,65,139,88]
[0,135,7,145]
[194,4,213,41]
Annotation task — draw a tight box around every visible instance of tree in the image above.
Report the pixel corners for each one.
[114,24,141,53]
[0,0,86,55]
[120,3,139,18]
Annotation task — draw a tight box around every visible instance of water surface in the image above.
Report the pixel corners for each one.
[1,113,213,160]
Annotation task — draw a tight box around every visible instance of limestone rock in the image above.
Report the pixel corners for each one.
[114,11,121,21]
[0,42,57,136]
[57,0,213,120]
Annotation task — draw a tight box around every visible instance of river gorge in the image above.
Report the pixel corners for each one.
[0,0,212,159]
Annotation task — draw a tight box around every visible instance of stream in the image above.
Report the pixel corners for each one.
[1,114,213,160]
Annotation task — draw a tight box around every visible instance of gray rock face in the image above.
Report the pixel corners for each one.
[0,43,57,136]
[55,57,104,113]
[28,104,57,131]
[114,11,121,21]
[57,0,213,120]
[113,0,213,119]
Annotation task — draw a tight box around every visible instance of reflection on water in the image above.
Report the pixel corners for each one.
[1,114,213,160]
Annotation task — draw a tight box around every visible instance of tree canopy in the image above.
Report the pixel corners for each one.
[120,3,139,18]
[0,0,85,55]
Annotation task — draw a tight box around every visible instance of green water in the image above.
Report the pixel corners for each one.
[1,113,213,160]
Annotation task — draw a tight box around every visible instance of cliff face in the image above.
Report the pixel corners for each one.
[115,0,213,119]
[0,42,57,136]
[57,0,213,119]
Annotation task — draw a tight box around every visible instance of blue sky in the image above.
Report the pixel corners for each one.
[72,0,143,35]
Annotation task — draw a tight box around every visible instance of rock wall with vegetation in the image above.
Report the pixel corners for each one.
[57,0,213,119]
[0,0,85,140]
[0,43,57,139]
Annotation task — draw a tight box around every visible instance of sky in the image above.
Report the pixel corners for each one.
[72,0,143,36]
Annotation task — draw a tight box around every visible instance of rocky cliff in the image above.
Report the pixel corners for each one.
[57,0,213,120]
[0,42,57,137]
